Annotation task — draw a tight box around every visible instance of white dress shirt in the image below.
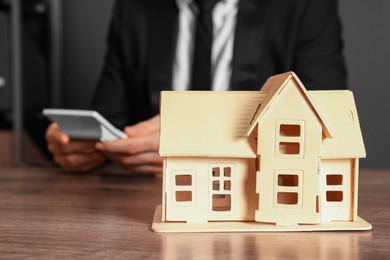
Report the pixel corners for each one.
[173,0,239,91]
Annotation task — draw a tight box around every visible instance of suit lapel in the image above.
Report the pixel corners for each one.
[147,0,178,111]
[231,0,269,90]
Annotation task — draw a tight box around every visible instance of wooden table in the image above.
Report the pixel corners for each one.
[0,166,389,259]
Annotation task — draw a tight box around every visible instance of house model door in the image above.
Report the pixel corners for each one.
[319,160,352,222]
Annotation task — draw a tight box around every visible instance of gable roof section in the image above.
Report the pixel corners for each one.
[308,91,366,158]
[247,72,334,139]
[159,91,265,157]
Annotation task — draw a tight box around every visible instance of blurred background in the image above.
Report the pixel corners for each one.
[0,0,389,169]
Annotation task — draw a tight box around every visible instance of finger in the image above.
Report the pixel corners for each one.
[54,152,104,170]
[59,140,97,155]
[96,131,159,155]
[105,151,163,166]
[54,152,106,173]
[123,164,163,175]
[48,139,97,155]
[124,114,160,137]
[45,123,69,145]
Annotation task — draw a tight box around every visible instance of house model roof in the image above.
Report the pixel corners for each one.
[159,72,366,159]
[247,72,334,139]
[159,91,265,157]
[309,91,366,158]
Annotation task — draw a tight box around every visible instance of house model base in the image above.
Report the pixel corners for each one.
[152,205,372,233]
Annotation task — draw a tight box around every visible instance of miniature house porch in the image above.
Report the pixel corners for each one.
[154,72,370,232]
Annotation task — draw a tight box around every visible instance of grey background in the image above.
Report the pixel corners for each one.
[62,0,390,169]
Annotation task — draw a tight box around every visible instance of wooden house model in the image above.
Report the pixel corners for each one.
[152,72,372,232]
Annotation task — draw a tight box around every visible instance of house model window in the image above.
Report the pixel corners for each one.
[325,173,346,204]
[273,171,303,208]
[172,171,195,207]
[275,121,305,158]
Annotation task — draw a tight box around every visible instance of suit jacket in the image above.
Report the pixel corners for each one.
[91,0,347,128]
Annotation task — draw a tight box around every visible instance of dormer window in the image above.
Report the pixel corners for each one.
[275,120,305,158]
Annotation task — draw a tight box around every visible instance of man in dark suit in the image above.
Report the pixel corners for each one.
[45,0,347,173]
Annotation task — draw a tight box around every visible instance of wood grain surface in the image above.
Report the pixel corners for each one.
[0,166,389,259]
